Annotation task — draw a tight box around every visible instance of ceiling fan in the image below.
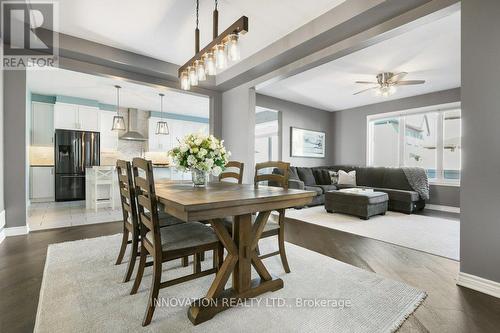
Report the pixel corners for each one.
[353,72,425,96]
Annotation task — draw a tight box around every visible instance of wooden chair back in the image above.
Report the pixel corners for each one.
[132,158,161,249]
[254,161,290,190]
[219,161,244,184]
[116,160,138,231]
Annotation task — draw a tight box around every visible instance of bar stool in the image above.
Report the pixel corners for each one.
[90,166,116,212]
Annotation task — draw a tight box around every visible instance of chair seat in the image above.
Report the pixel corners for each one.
[222,216,280,237]
[145,222,219,253]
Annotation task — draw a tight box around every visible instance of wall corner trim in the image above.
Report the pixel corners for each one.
[457,272,500,299]
[0,210,5,244]
[4,225,30,237]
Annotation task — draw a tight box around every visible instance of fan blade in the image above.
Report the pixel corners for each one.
[388,72,408,83]
[355,81,378,84]
[396,80,426,85]
[353,87,378,95]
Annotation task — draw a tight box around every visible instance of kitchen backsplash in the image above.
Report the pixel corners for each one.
[30,146,54,165]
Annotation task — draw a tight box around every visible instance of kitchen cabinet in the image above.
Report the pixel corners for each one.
[30,166,55,202]
[100,112,118,151]
[31,102,54,146]
[54,103,100,131]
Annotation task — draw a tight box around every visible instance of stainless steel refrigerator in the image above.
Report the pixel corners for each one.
[54,129,100,201]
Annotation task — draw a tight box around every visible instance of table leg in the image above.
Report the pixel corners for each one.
[187,211,283,325]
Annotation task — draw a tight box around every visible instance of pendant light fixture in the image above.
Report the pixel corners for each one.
[155,93,169,135]
[111,85,126,131]
[179,0,248,91]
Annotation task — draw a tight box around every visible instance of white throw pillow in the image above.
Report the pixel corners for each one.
[337,170,356,186]
[328,170,338,185]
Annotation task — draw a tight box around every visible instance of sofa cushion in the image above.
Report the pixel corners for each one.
[313,169,332,185]
[314,184,338,193]
[373,187,420,202]
[338,170,356,186]
[297,167,317,186]
[356,167,386,188]
[304,185,323,196]
[288,166,300,180]
[382,168,412,191]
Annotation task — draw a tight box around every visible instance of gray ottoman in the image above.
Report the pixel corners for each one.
[325,190,389,220]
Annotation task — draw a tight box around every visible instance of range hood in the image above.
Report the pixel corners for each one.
[120,108,147,141]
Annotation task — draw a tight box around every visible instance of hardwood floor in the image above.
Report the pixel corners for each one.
[0,210,499,332]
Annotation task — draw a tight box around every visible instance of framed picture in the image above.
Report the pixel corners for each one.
[290,127,326,158]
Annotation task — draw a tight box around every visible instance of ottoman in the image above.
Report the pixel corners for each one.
[325,190,388,220]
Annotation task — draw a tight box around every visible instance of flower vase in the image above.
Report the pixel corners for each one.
[191,168,207,187]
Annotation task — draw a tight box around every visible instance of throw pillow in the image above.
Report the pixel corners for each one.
[313,169,332,185]
[337,170,356,186]
[328,170,339,185]
[296,167,316,186]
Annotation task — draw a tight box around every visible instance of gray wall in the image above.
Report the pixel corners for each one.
[329,88,461,207]
[256,94,334,167]
[0,56,4,229]
[461,0,500,283]
[3,70,27,228]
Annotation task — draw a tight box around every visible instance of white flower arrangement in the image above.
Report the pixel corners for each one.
[168,132,231,176]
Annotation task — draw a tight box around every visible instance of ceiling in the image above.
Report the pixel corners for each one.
[27,68,210,117]
[257,11,461,111]
[53,0,344,66]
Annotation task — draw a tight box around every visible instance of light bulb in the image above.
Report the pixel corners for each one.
[195,60,206,81]
[389,85,396,95]
[215,44,227,69]
[180,71,190,90]
[188,66,198,86]
[204,52,216,75]
[226,34,240,62]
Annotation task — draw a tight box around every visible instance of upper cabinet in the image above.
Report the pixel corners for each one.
[54,102,100,132]
[100,112,118,151]
[31,102,54,146]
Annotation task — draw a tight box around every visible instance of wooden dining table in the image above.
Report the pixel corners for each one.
[154,181,315,325]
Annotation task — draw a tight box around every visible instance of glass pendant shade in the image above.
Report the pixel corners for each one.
[204,52,216,75]
[195,60,206,81]
[227,34,240,61]
[215,44,227,69]
[180,71,190,90]
[189,66,198,86]
[156,121,169,135]
[111,115,126,131]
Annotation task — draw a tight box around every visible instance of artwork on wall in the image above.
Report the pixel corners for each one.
[290,127,326,158]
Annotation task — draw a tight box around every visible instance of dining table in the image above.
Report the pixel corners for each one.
[154,180,315,325]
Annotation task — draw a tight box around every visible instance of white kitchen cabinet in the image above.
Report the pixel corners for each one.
[31,102,54,146]
[78,106,100,131]
[54,103,79,130]
[99,112,118,151]
[30,166,55,202]
[54,103,100,131]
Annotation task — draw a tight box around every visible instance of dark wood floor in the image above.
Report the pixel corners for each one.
[0,210,498,333]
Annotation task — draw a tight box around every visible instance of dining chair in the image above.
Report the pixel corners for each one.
[115,160,188,283]
[223,161,291,273]
[129,158,223,326]
[219,161,245,184]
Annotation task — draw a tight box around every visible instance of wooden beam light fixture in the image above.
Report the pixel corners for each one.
[180,0,248,90]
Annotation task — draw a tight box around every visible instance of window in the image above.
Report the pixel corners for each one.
[255,108,280,163]
[368,108,461,185]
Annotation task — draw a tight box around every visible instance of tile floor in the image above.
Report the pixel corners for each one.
[28,201,122,231]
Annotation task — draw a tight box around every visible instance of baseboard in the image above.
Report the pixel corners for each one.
[457,272,500,299]
[0,210,5,244]
[426,204,460,213]
[4,225,30,237]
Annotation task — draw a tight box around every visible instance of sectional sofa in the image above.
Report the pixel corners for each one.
[275,165,426,214]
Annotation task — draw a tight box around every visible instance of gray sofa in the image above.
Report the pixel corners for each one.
[276,165,426,214]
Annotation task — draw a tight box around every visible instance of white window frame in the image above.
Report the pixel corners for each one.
[366,102,461,187]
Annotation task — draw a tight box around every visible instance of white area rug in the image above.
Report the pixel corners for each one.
[35,235,426,333]
[285,206,460,260]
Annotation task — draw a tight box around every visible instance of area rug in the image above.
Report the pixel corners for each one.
[285,206,459,260]
[35,234,425,332]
